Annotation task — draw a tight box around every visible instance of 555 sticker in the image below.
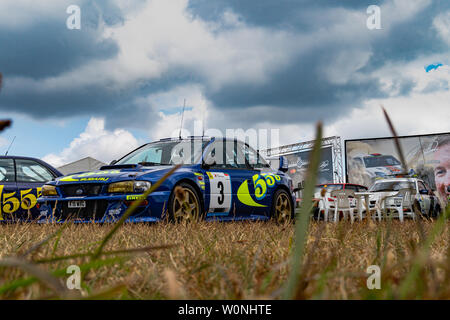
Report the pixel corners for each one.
[238,173,281,207]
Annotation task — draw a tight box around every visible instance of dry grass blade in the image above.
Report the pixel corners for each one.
[20,223,69,258]
[36,244,178,264]
[283,122,323,299]
[0,256,126,296]
[381,106,408,174]
[92,164,181,259]
[398,206,450,298]
[0,257,67,297]
[0,119,11,132]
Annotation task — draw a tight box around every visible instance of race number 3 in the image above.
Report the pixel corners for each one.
[207,172,232,213]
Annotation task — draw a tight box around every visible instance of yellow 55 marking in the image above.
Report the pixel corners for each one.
[0,186,42,220]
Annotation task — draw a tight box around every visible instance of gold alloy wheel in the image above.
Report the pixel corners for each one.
[173,187,201,222]
[275,192,292,224]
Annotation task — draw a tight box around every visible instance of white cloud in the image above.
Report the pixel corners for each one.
[325,90,450,141]
[43,117,140,167]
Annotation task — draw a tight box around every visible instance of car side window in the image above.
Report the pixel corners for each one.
[16,159,55,183]
[205,141,247,169]
[0,159,15,182]
[240,143,270,169]
[418,181,427,192]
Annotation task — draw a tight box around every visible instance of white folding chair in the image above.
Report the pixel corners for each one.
[380,188,415,222]
[317,196,334,222]
[330,190,356,223]
[354,194,365,221]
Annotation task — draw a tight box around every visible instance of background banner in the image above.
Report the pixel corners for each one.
[345,132,450,206]
[284,146,334,188]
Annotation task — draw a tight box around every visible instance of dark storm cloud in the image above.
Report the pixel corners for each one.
[0,0,449,129]
[188,0,377,29]
[0,24,117,78]
[0,1,122,78]
[205,45,386,117]
[193,0,450,124]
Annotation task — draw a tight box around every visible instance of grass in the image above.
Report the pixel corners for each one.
[0,218,448,299]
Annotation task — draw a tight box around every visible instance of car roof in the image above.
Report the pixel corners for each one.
[0,155,63,176]
[373,177,418,183]
[0,155,45,161]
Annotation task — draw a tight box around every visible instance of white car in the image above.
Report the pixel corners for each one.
[352,153,403,179]
[367,177,442,218]
[311,183,369,220]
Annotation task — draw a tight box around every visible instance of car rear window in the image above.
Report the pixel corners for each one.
[0,158,15,182]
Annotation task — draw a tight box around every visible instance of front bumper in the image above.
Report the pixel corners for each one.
[37,191,170,223]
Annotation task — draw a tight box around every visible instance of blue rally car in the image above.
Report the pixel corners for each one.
[0,156,62,221]
[37,137,295,223]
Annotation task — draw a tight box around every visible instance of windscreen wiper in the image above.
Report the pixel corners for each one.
[138,162,160,166]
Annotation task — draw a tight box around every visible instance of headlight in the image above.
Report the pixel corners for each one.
[134,181,152,193]
[107,181,151,193]
[42,185,58,196]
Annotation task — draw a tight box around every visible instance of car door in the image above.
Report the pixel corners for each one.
[15,158,57,219]
[0,158,18,221]
[239,142,274,216]
[417,180,432,214]
[203,140,256,218]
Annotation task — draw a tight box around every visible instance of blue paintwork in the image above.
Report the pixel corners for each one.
[0,156,63,222]
[37,138,295,223]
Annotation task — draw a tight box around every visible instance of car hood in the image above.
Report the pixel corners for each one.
[369,191,399,200]
[52,165,173,185]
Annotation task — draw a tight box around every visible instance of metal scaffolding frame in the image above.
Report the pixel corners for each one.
[262,136,344,183]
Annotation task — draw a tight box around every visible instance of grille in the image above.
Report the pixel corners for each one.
[59,184,103,197]
[58,200,109,220]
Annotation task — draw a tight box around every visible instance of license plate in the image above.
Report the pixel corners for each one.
[68,200,86,208]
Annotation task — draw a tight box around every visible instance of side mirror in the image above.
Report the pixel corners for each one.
[419,189,428,195]
[278,156,288,172]
[109,160,117,165]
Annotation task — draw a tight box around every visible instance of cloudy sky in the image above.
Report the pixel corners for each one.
[0,0,449,167]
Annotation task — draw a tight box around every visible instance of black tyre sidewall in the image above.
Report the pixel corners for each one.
[271,189,295,221]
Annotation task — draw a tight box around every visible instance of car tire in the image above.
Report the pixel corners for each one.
[168,182,203,223]
[413,200,422,218]
[271,188,294,224]
[431,204,441,218]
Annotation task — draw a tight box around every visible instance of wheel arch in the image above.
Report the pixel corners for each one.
[172,178,205,212]
[272,184,295,217]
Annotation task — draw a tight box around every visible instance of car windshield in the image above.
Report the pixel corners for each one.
[315,184,344,193]
[369,181,416,192]
[116,140,209,166]
[363,155,401,168]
